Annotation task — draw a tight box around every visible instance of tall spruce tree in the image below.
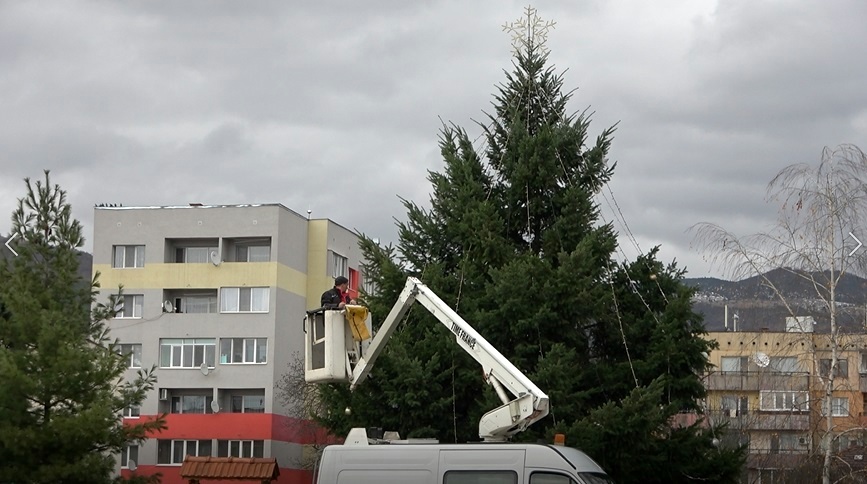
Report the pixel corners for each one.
[0,171,164,483]
[314,10,744,483]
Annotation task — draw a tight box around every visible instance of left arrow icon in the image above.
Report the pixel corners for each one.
[4,233,19,257]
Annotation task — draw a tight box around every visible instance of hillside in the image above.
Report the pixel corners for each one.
[684,269,867,333]
[1,234,93,282]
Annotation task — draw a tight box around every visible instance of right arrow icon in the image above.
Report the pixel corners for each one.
[849,232,862,257]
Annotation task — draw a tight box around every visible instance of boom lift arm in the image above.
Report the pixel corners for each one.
[348,277,549,441]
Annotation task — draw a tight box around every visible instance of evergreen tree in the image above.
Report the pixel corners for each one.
[315,12,745,483]
[0,171,164,484]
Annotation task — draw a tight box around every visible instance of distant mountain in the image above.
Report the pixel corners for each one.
[1,234,93,282]
[684,269,867,333]
[687,268,867,304]
[76,251,93,282]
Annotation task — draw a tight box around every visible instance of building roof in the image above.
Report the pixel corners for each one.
[179,456,280,481]
[93,202,359,235]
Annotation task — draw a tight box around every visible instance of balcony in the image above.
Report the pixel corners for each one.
[709,410,811,431]
[706,371,810,392]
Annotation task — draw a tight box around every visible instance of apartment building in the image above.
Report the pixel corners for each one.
[705,319,867,482]
[93,204,366,484]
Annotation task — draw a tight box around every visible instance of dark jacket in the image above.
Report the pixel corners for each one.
[321,287,349,309]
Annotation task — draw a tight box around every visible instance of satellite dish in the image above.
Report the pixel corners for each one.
[128,460,137,472]
[210,250,221,266]
[210,400,220,413]
[163,300,174,313]
[200,362,210,376]
[754,352,770,368]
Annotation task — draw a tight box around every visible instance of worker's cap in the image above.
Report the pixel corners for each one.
[334,276,349,286]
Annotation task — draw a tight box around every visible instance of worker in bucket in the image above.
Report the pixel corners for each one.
[321,276,351,309]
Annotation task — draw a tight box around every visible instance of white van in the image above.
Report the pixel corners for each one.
[315,429,613,484]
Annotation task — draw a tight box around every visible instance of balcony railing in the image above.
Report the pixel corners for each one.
[749,447,811,455]
[708,410,811,430]
[745,451,811,471]
[706,371,810,391]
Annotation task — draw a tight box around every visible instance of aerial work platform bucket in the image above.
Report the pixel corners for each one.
[304,306,371,383]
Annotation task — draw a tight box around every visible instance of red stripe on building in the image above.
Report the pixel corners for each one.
[126,414,338,445]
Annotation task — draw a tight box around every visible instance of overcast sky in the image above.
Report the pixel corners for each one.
[2,1,866,279]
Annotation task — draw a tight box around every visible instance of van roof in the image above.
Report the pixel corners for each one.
[323,442,606,474]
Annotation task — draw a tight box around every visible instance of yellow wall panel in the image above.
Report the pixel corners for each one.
[306,220,329,308]
[95,262,307,296]
[276,263,308,296]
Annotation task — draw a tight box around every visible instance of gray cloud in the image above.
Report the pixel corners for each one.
[2,1,866,278]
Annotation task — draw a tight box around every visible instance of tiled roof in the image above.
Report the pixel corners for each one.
[179,456,280,481]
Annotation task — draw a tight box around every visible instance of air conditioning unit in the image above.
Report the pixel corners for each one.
[798,437,809,446]
[159,388,168,401]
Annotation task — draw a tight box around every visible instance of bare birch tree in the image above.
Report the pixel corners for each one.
[693,144,867,484]
[275,352,332,472]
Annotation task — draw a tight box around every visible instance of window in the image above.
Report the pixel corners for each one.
[833,434,863,451]
[820,359,849,379]
[769,356,801,373]
[114,295,143,318]
[720,431,750,449]
[113,245,145,268]
[119,344,142,368]
[575,475,612,484]
[530,473,577,484]
[237,245,270,262]
[159,339,216,368]
[720,356,748,373]
[778,433,802,452]
[361,270,377,296]
[720,395,749,416]
[177,294,218,313]
[824,397,850,417]
[444,471,518,484]
[176,246,218,263]
[332,252,348,278]
[165,290,218,314]
[217,440,264,458]
[760,391,809,411]
[220,287,269,313]
[232,395,265,413]
[861,352,867,374]
[121,445,138,469]
[770,433,781,454]
[170,395,215,414]
[123,406,140,418]
[157,439,212,465]
[220,338,267,364]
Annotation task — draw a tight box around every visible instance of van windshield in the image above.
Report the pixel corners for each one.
[579,472,615,484]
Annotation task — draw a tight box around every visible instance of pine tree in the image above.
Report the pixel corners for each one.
[315,10,744,483]
[0,171,164,484]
